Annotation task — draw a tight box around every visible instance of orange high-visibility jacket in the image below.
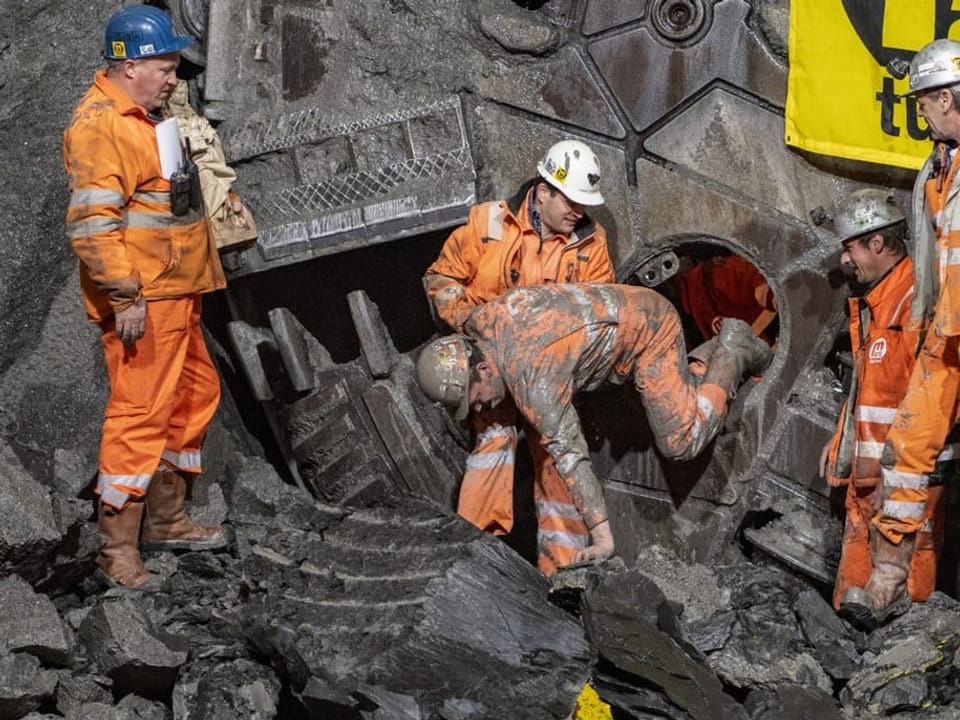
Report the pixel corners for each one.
[424,182,615,332]
[827,257,917,487]
[63,70,225,322]
[463,283,716,530]
[679,255,777,343]
[872,146,960,541]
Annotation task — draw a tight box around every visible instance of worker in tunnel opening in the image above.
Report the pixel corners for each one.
[422,140,616,573]
[63,6,243,589]
[415,283,773,574]
[837,38,960,630]
[675,253,778,350]
[819,189,951,630]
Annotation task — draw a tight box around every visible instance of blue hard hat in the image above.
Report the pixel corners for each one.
[104,5,192,60]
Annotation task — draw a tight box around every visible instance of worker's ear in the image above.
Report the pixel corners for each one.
[869,233,885,254]
[475,361,491,379]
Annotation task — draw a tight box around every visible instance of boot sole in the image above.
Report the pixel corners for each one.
[140,532,230,553]
[837,600,879,632]
[838,593,911,632]
[94,568,164,592]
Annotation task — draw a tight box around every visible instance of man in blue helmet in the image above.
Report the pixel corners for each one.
[63,5,240,589]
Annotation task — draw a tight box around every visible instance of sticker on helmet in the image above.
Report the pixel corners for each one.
[587,173,599,187]
[139,43,156,55]
[554,167,568,182]
[112,41,127,58]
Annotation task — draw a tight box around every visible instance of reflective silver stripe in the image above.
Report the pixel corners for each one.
[132,190,170,204]
[536,500,581,520]
[486,205,505,241]
[940,247,960,267]
[68,187,124,208]
[883,470,928,490]
[475,424,517,444]
[856,405,896,424]
[66,215,123,239]
[937,443,960,461]
[126,207,204,229]
[161,448,202,470]
[855,441,884,459]
[881,499,925,520]
[696,393,718,417]
[97,471,152,508]
[538,529,588,549]
[466,448,514,470]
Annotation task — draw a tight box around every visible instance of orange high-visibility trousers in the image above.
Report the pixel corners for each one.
[879,335,960,542]
[97,296,220,509]
[833,483,946,609]
[458,406,590,575]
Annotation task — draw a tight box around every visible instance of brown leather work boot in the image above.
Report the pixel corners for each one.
[140,468,228,552]
[97,500,155,588]
[839,529,914,631]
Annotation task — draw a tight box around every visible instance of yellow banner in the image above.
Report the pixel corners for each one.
[785,1,960,170]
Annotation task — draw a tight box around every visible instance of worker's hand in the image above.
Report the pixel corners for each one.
[818,440,832,479]
[573,520,615,564]
[231,196,257,235]
[114,297,147,349]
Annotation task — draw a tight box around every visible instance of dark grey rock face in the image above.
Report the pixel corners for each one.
[0,575,73,667]
[0,652,59,719]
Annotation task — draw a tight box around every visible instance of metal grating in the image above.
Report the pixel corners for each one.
[222,96,464,162]
[260,147,473,222]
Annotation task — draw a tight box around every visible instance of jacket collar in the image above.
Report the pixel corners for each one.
[93,69,151,121]
[863,254,912,314]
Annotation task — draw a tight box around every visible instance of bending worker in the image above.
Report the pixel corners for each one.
[838,39,960,628]
[423,140,615,573]
[63,6,244,588]
[819,189,950,629]
[416,283,773,570]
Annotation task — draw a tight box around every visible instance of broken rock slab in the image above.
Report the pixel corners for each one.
[0,574,73,667]
[0,440,62,582]
[172,657,282,719]
[839,592,960,717]
[78,596,189,702]
[744,682,842,719]
[580,566,747,720]
[230,491,590,718]
[0,651,58,720]
[706,562,834,694]
[60,693,168,720]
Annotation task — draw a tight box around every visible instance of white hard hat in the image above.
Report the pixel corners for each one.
[902,38,960,96]
[835,189,905,243]
[536,140,605,206]
[415,335,472,421]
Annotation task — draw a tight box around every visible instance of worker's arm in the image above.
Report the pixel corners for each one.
[64,110,142,317]
[522,383,612,549]
[423,206,488,332]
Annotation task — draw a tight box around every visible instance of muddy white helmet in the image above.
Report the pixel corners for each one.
[536,140,605,206]
[415,335,472,421]
[903,38,960,96]
[835,189,905,243]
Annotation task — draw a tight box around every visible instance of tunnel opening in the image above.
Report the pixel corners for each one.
[201,229,454,493]
[631,240,780,352]
[204,231,788,569]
